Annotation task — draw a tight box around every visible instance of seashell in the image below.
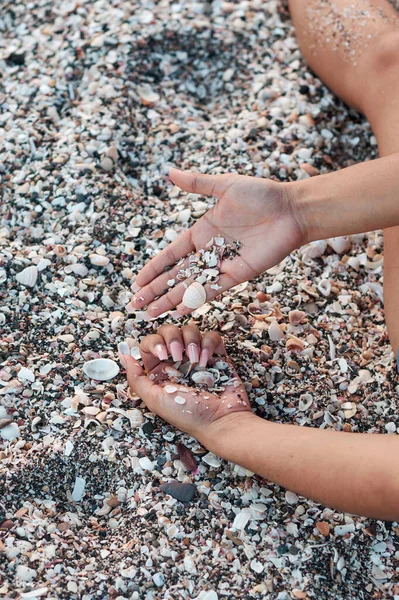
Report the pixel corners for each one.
[202,452,221,468]
[17,367,35,382]
[68,263,89,277]
[0,422,20,440]
[36,258,51,271]
[54,244,67,257]
[289,310,306,326]
[164,385,178,394]
[317,278,331,297]
[174,395,186,405]
[301,239,327,260]
[214,236,225,246]
[139,456,155,471]
[268,321,284,342]
[182,281,207,309]
[232,463,255,477]
[232,508,252,531]
[71,476,86,502]
[83,358,120,381]
[138,85,160,106]
[16,265,38,287]
[327,236,351,254]
[191,370,215,388]
[107,407,144,428]
[89,254,110,267]
[248,302,273,319]
[176,443,198,472]
[130,346,141,360]
[298,393,313,412]
[316,521,330,536]
[286,337,305,352]
[82,406,101,416]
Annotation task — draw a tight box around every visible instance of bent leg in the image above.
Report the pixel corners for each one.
[288,0,399,354]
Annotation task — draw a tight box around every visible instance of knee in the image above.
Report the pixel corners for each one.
[368,30,399,73]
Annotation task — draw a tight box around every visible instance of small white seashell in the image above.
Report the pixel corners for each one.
[0,422,20,441]
[68,263,89,276]
[182,281,207,309]
[268,321,283,342]
[191,371,215,388]
[334,523,355,536]
[317,278,331,297]
[202,452,221,468]
[327,236,351,254]
[130,346,141,360]
[167,278,175,286]
[17,367,35,382]
[285,490,299,504]
[71,476,86,501]
[174,395,186,405]
[233,508,252,530]
[298,393,313,412]
[16,265,38,287]
[36,258,51,271]
[83,358,120,381]
[232,463,255,477]
[184,554,197,574]
[139,456,155,471]
[214,236,225,246]
[64,440,74,456]
[301,239,327,260]
[250,559,264,574]
[164,385,178,393]
[89,254,110,266]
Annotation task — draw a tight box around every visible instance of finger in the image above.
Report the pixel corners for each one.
[170,168,236,197]
[127,257,189,311]
[181,324,202,364]
[119,352,158,407]
[157,324,184,362]
[134,229,195,290]
[199,331,226,368]
[139,334,169,372]
[175,272,240,316]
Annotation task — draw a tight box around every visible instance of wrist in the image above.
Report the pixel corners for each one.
[284,178,322,245]
[200,411,264,458]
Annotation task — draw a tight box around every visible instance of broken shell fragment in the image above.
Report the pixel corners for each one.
[327,236,351,254]
[174,395,186,405]
[89,254,110,267]
[268,321,284,342]
[182,281,207,309]
[16,265,38,287]
[191,370,215,388]
[83,359,120,381]
[301,239,327,260]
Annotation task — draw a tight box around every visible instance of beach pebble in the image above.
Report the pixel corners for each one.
[160,481,196,503]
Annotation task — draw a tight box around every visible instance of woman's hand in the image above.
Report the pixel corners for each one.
[118,324,255,446]
[126,169,305,318]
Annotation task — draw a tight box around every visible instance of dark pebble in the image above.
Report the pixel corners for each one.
[277,544,289,555]
[299,84,309,95]
[7,51,25,66]
[141,421,155,436]
[289,545,300,555]
[160,480,196,503]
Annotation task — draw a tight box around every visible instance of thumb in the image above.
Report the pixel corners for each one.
[118,351,156,405]
[169,168,232,198]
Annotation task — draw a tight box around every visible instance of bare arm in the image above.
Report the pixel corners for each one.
[205,412,399,521]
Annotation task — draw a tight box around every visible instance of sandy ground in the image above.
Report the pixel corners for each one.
[1,1,398,599]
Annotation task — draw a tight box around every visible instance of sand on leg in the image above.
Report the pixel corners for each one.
[288,0,399,353]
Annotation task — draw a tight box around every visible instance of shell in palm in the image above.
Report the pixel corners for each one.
[182,281,207,309]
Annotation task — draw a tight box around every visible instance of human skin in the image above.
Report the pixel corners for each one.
[119,325,399,521]
[127,1,399,355]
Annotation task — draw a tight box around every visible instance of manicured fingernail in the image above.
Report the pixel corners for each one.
[199,348,210,368]
[187,343,199,364]
[164,365,181,377]
[170,341,183,362]
[118,342,130,355]
[155,344,168,361]
[118,353,127,368]
[126,303,135,314]
[131,282,141,293]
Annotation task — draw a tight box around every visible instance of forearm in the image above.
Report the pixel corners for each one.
[205,414,399,520]
[291,153,399,243]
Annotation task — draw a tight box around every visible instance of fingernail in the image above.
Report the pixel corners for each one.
[187,343,199,364]
[155,344,168,361]
[125,303,135,314]
[170,341,183,362]
[131,282,141,293]
[199,348,210,368]
[118,342,130,355]
[118,353,127,368]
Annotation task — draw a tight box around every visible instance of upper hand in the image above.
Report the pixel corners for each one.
[127,169,305,318]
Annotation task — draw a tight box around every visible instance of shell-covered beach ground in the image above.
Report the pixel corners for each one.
[1,0,399,598]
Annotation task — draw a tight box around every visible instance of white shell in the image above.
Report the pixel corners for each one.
[17,367,35,382]
[268,321,283,342]
[0,422,20,441]
[232,463,255,477]
[174,395,186,405]
[83,358,120,381]
[202,452,221,468]
[68,263,89,276]
[232,508,252,530]
[130,346,141,360]
[298,393,313,412]
[317,278,331,297]
[182,281,207,309]
[16,265,38,287]
[139,456,155,471]
[36,258,51,271]
[89,254,110,266]
[191,370,215,387]
[164,385,177,393]
[301,239,327,260]
[71,476,86,501]
[327,236,351,254]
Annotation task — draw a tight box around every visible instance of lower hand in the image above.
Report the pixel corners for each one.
[118,324,255,447]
